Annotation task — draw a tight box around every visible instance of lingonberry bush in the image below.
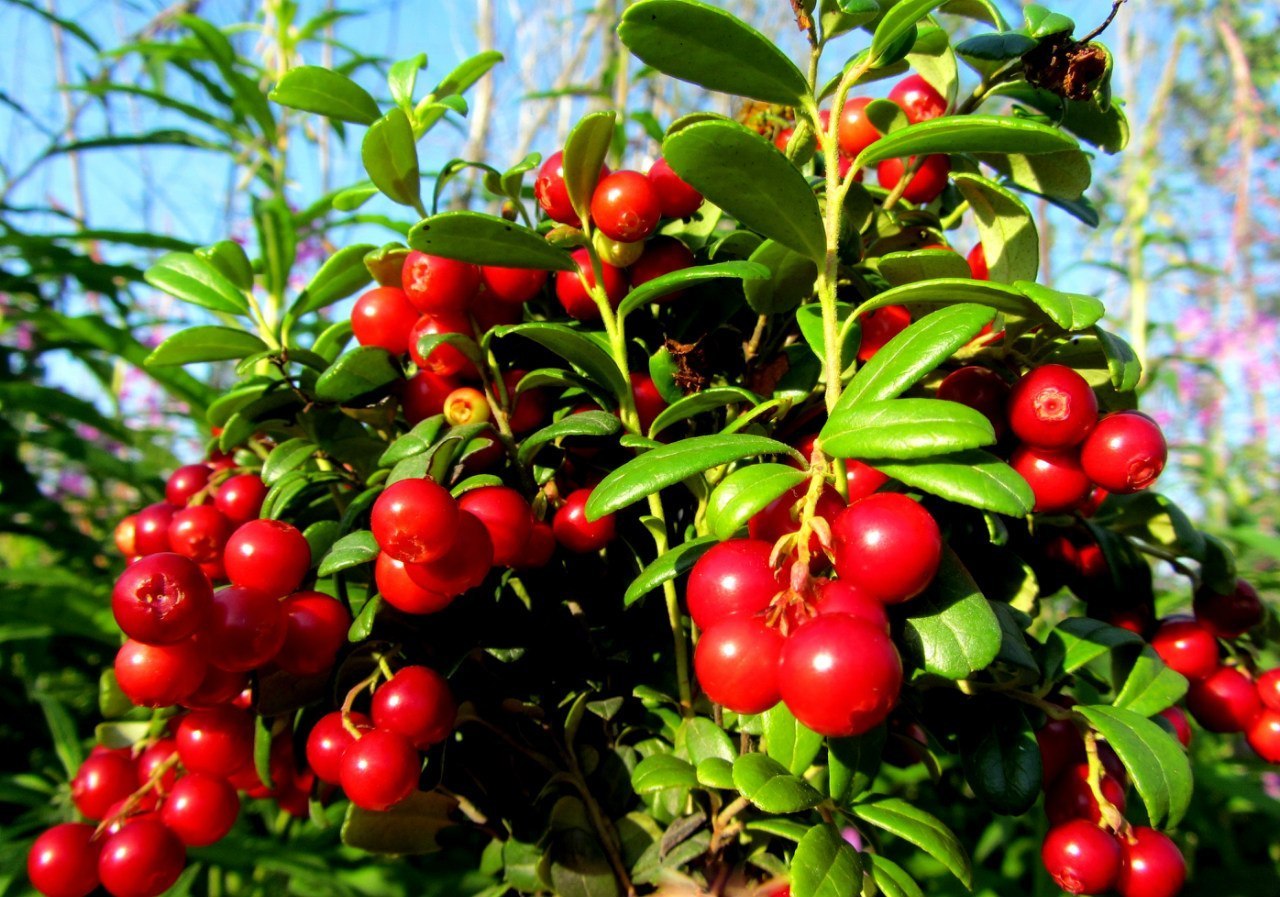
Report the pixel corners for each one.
[15,2,1280,896]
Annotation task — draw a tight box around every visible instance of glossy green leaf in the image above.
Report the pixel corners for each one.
[317,530,380,577]
[379,416,446,467]
[1114,646,1189,717]
[679,718,737,764]
[618,260,770,317]
[631,754,698,793]
[743,240,818,315]
[362,108,421,208]
[408,211,575,271]
[763,704,824,776]
[419,50,504,132]
[549,828,621,897]
[871,450,1032,513]
[863,854,925,897]
[262,438,317,485]
[990,82,1128,154]
[624,535,717,607]
[291,243,376,317]
[1093,327,1142,391]
[145,326,268,367]
[1013,281,1104,330]
[901,548,1002,679]
[496,323,628,398]
[648,387,760,437]
[1024,5,1073,38]
[145,252,250,315]
[696,758,735,789]
[820,0,882,43]
[853,114,1078,169]
[1077,705,1193,828]
[270,65,380,125]
[961,708,1041,814]
[952,173,1038,283]
[585,434,798,520]
[414,332,484,370]
[618,0,809,105]
[906,25,959,110]
[977,149,1092,201]
[851,277,1035,320]
[822,398,996,460]
[388,53,426,110]
[871,1,946,65]
[1199,533,1238,596]
[563,111,616,226]
[1047,618,1143,677]
[828,726,886,805]
[663,121,826,261]
[956,31,1036,62]
[197,240,254,291]
[795,303,858,370]
[314,347,400,402]
[731,754,823,814]
[852,796,972,888]
[877,249,969,286]
[518,411,621,466]
[791,823,863,897]
[342,791,455,855]
[706,463,807,542]
[349,594,382,641]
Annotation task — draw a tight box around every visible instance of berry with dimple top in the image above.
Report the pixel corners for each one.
[112,552,212,646]
[205,586,287,672]
[1009,445,1093,514]
[223,519,310,598]
[686,539,781,630]
[351,287,419,355]
[375,553,454,614]
[647,158,703,218]
[480,265,548,304]
[889,74,947,122]
[1116,828,1186,897]
[556,249,627,321]
[162,773,239,846]
[371,478,458,564]
[166,464,212,506]
[274,591,351,676]
[554,488,616,553]
[1151,618,1219,681]
[1008,365,1098,449]
[306,711,373,785]
[1041,820,1122,895]
[27,823,101,897]
[1080,411,1167,494]
[167,505,231,564]
[372,666,457,748]
[778,614,902,736]
[694,615,784,714]
[831,494,942,604]
[1186,666,1261,732]
[459,486,534,568]
[857,305,912,361]
[877,154,950,204]
[96,819,186,897]
[339,728,420,811]
[400,251,480,315]
[214,474,266,525]
[1193,578,1264,639]
[115,638,206,708]
[177,705,253,777]
[404,511,493,596]
[71,751,140,821]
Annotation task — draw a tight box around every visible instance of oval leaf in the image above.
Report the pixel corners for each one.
[145,252,250,315]
[648,387,760,437]
[618,260,771,318]
[518,411,621,467]
[731,754,823,814]
[314,347,400,402]
[1077,705,1193,829]
[624,535,718,607]
[318,530,379,577]
[145,326,268,367]
[853,115,1079,169]
[270,65,380,125]
[901,548,1002,680]
[851,797,972,888]
[563,111,616,226]
[362,108,421,208]
[706,463,807,542]
[291,243,376,317]
[822,398,996,460]
[496,323,629,399]
[743,240,818,315]
[791,823,863,897]
[952,173,1038,283]
[409,211,575,271]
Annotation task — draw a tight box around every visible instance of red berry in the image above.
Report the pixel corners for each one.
[375,553,454,614]
[966,244,989,280]
[115,638,206,708]
[1080,411,1167,494]
[627,237,695,301]
[370,478,458,564]
[1150,618,1219,681]
[556,248,627,322]
[778,614,902,736]
[166,505,231,564]
[1009,445,1093,514]
[889,74,947,123]
[97,819,186,897]
[372,666,457,749]
[685,539,781,630]
[213,474,267,525]
[845,458,890,501]
[1008,365,1098,449]
[306,711,372,785]
[857,305,912,362]
[1159,707,1192,747]
[273,591,350,676]
[134,503,176,556]
[27,823,101,897]
[1193,578,1264,639]
[534,150,608,226]
[204,586,287,672]
[590,170,661,243]
[810,579,889,632]
[115,515,139,557]
[71,752,139,821]
[136,739,180,795]
[409,311,478,378]
[480,265,548,305]
[223,519,310,598]
[553,488,616,553]
[831,493,942,604]
[876,155,950,204]
[399,370,460,425]
[404,511,494,596]
[111,552,212,646]
[165,465,212,506]
[1038,718,1085,786]
[1041,820,1122,895]
[837,96,879,158]
[1258,668,1280,711]
[514,521,556,569]
[1116,828,1186,897]
[351,287,419,355]
[339,729,420,811]
[1246,708,1280,763]
[647,158,703,219]
[161,773,239,847]
[401,251,480,315]
[937,366,1010,437]
[182,666,249,710]
[748,483,844,558]
[694,615,784,714]
[630,373,667,434]
[458,486,534,568]
[501,370,548,434]
[1186,666,1262,732]
[176,705,253,777]
[1045,762,1127,825]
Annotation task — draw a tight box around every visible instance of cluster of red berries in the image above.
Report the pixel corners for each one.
[690,484,942,738]
[1036,713,1187,897]
[1151,579,1280,763]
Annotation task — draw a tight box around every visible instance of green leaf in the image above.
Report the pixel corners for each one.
[1047,618,1144,676]
[853,114,1078,169]
[421,51,503,131]
[408,211,575,271]
[864,450,1033,516]
[851,277,1035,320]
[791,823,863,897]
[990,82,1128,154]
[618,260,771,317]
[1113,646,1188,717]
[871,1,946,65]
[317,530,379,577]
[679,718,738,764]
[763,704,824,776]
[696,758,735,789]
[663,121,826,262]
[254,196,297,303]
[314,347,400,402]
[563,111,616,226]
[706,463,807,542]
[624,535,717,607]
[877,249,970,286]
[1077,705,1193,829]
[342,791,455,854]
[518,411,621,467]
[145,326,268,367]
[496,323,629,398]
[977,149,1092,201]
[254,713,274,790]
[961,708,1041,814]
[901,548,1002,679]
[828,726,886,805]
[952,173,1038,283]
[1024,5,1073,38]
[743,240,818,315]
[388,54,426,110]
[379,416,446,467]
[796,303,858,371]
[290,243,376,317]
[548,827,622,897]
[863,854,925,897]
[1012,281,1104,331]
[34,695,82,778]
[145,252,250,315]
[618,0,809,105]
[852,796,972,888]
[822,398,996,460]
[585,434,797,519]
[1199,533,1237,595]
[837,304,996,410]
[820,0,882,43]
[631,754,698,793]
[362,108,421,209]
[270,65,381,125]
[956,31,1036,62]
[731,754,823,814]
[648,387,760,437]
[1093,327,1142,392]
[261,438,317,485]
[197,240,255,291]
